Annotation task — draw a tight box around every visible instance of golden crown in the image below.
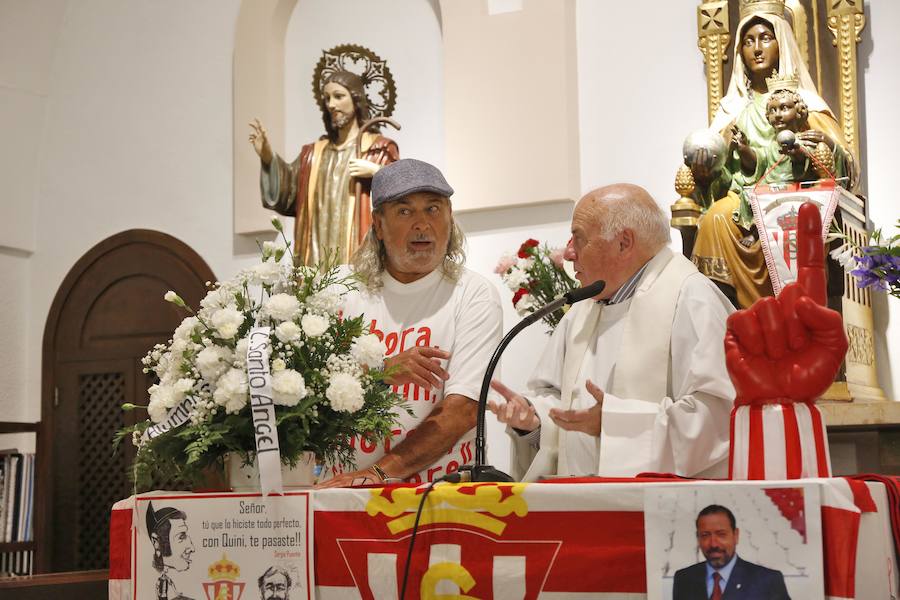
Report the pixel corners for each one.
[207,553,240,581]
[766,70,800,93]
[739,0,786,19]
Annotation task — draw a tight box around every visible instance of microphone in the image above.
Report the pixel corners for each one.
[563,279,608,303]
[516,279,607,328]
[461,280,606,483]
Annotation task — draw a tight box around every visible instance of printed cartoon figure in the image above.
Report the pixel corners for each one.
[258,566,292,600]
[146,501,196,600]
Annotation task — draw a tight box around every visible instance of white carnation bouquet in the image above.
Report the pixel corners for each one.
[117,219,405,490]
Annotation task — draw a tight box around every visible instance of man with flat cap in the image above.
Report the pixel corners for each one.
[490,183,735,479]
[318,158,503,487]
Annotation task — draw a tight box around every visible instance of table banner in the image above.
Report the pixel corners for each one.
[112,490,313,600]
[314,482,656,599]
[109,479,876,600]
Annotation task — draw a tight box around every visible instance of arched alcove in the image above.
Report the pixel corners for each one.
[232,0,445,237]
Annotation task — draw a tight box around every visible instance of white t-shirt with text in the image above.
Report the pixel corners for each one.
[334,266,503,483]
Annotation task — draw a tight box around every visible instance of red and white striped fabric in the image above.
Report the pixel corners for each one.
[109,495,136,600]
[729,401,832,480]
[820,478,878,600]
[108,479,881,599]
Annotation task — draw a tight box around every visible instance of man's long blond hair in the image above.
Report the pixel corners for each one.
[351,209,467,290]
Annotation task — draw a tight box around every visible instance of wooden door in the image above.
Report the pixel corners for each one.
[39,230,215,573]
[51,359,136,571]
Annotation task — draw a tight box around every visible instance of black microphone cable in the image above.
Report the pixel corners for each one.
[397,471,470,599]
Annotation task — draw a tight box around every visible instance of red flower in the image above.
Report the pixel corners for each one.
[517,238,540,258]
[512,287,529,306]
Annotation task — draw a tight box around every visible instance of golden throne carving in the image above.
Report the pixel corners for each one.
[680,0,884,403]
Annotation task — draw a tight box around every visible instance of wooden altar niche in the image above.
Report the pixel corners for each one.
[695,0,886,401]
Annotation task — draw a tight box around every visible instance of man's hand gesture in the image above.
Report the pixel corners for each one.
[384,346,450,389]
[488,380,540,432]
[548,380,604,437]
[724,202,848,406]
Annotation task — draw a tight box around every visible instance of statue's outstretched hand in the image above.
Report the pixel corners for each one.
[248,118,273,165]
[688,147,715,187]
[348,158,381,179]
[724,202,848,406]
[729,124,749,152]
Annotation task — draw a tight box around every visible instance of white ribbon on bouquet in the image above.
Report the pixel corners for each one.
[246,326,284,495]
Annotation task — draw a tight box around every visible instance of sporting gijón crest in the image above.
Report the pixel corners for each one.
[315,483,570,599]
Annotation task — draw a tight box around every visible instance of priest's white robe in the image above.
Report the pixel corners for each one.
[511,248,735,480]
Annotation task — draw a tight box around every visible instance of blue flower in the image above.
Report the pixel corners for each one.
[851,266,888,291]
[844,221,899,299]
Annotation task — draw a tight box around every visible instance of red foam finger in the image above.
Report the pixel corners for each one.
[727,310,765,356]
[795,297,848,355]
[724,330,743,360]
[778,283,807,351]
[796,202,827,305]
[756,296,787,359]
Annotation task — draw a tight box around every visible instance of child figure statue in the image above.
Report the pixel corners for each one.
[730,70,838,191]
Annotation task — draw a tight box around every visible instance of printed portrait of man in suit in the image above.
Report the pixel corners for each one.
[672,504,790,599]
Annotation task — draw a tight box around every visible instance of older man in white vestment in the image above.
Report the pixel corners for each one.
[490,184,735,479]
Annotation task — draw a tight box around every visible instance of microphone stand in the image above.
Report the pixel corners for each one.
[458,280,605,483]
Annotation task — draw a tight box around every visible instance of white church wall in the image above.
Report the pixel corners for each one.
[0,0,67,255]
[20,0,249,426]
[0,253,30,426]
[440,0,581,211]
[576,0,709,206]
[0,0,67,452]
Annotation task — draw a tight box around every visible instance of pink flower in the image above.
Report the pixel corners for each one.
[549,248,566,269]
[494,254,516,274]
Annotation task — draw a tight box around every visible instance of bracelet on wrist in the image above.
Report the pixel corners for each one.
[369,463,389,482]
[369,463,403,484]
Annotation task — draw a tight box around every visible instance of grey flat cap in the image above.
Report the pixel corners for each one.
[371,159,454,209]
